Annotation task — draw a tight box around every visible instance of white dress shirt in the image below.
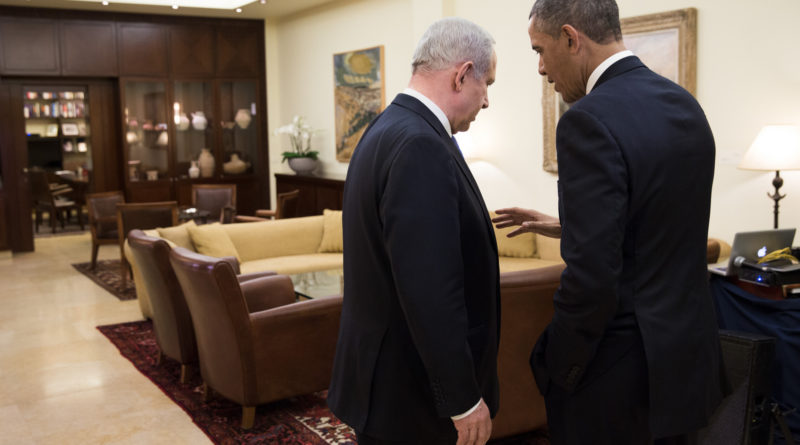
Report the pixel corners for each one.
[586,50,634,95]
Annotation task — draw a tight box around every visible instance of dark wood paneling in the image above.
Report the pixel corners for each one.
[216,25,261,78]
[275,173,344,217]
[87,81,121,193]
[60,21,118,76]
[0,82,34,252]
[170,25,215,77]
[118,23,168,77]
[126,180,173,203]
[0,18,60,75]
[0,192,8,251]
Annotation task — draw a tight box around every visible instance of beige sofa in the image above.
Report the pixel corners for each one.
[127,209,564,318]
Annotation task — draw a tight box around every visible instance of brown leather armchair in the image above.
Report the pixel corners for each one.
[168,247,342,429]
[116,201,178,286]
[127,229,277,383]
[491,264,564,439]
[86,190,124,270]
[191,184,236,223]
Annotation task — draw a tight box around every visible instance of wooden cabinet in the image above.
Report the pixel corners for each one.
[118,23,168,77]
[170,25,215,77]
[0,18,60,75]
[216,25,261,77]
[60,20,117,76]
[275,173,345,217]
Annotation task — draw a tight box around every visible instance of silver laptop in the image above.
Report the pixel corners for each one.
[708,228,797,276]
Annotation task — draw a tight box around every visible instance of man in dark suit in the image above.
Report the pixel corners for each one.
[493,1,725,444]
[327,17,500,445]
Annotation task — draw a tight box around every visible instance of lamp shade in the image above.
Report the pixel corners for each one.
[739,125,800,171]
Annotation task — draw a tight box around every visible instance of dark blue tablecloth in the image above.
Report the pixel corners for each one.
[710,276,800,441]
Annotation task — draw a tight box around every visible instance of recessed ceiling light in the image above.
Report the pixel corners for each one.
[171,4,178,8]
[259,0,266,4]
[102,1,109,5]
[235,7,241,12]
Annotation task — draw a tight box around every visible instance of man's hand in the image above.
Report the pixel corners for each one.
[493,207,562,239]
[453,398,491,445]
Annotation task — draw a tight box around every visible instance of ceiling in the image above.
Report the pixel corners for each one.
[0,0,337,20]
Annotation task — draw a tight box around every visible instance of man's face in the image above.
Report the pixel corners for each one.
[451,51,497,134]
[528,17,584,104]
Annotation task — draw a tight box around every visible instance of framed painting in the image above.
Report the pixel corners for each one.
[542,8,697,172]
[333,45,385,162]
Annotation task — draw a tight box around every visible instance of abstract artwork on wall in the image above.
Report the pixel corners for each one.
[333,45,385,162]
[542,8,697,172]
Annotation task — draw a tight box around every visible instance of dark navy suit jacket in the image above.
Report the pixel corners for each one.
[327,94,500,440]
[531,56,725,437]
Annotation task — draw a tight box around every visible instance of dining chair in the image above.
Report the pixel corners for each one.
[191,184,236,223]
[86,190,125,269]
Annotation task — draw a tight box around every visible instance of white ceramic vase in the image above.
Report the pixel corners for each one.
[188,161,200,178]
[177,113,190,131]
[287,157,318,175]
[198,148,215,178]
[191,112,208,130]
[234,109,252,129]
[223,153,247,174]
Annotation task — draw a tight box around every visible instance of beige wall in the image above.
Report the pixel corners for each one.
[267,0,800,243]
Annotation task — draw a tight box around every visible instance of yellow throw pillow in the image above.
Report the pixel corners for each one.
[490,212,537,258]
[157,220,196,250]
[317,209,344,253]
[187,222,241,262]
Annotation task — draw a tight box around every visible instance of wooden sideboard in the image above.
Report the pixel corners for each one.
[275,173,344,217]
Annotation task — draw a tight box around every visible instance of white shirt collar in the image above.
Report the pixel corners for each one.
[402,87,452,136]
[586,50,634,95]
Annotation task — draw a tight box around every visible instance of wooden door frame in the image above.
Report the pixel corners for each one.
[0,80,33,252]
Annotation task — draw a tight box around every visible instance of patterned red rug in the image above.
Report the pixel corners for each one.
[97,320,549,444]
[73,259,137,301]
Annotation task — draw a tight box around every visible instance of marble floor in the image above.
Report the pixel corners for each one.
[0,234,211,444]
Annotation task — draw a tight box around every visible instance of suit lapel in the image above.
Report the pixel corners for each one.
[393,94,498,252]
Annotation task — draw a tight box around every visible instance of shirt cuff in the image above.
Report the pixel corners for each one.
[450,399,481,421]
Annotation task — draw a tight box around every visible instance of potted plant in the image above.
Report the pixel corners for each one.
[277,115,319,175]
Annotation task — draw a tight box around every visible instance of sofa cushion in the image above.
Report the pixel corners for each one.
[187,222,241,262]
[490,212,537,258]
[317,209,343,253]
[157,220,196,250]
[224,215,325,262]
[499,257,563,274]
[240,253,343,276]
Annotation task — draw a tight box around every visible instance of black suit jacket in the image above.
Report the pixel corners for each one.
[531,56,724,437]
[327,93,501,440]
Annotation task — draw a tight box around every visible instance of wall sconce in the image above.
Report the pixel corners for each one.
[738,125,800,228]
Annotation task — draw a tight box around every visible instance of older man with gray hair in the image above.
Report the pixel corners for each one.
[327,17,499,445]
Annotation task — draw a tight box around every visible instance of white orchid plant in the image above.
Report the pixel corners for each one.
[276,115,319,162]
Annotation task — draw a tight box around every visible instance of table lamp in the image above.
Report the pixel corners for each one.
[739,125,800,228]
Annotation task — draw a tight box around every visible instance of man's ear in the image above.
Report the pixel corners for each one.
[453,61,473,92]
[561,24,581,53]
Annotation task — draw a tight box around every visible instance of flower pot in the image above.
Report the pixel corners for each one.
[288,157,318,175]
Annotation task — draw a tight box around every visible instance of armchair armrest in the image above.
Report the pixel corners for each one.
[237,270,277,283]
[240,274,296,313]
[500,264,566,292]
[254,209,276,218]
[218,256,240,275]
[234,215,270,223]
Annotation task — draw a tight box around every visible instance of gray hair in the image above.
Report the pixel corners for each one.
[411,17,496,80]
[529,0,621,44]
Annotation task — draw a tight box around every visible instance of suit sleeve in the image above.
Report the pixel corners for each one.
[545,108,628,392]
[380,134,480,418]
